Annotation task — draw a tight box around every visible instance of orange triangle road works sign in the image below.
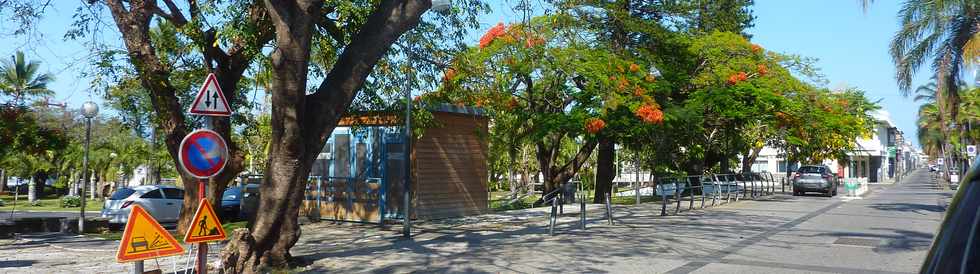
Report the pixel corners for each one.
[116,205,185,263]
[183,199,227,243]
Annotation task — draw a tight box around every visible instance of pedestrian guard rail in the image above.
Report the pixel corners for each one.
[547,172,790,235]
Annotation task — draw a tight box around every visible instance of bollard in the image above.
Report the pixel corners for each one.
[605,192,614,225]
[674,181,681,214]
[781,177,786,193]
[580,195,586,230]
[688,180,695,210]
[549,198,558,236]
[711,179,718,207]
[725,176,732,203]
[700,179,707,209]
[660,184,668,216]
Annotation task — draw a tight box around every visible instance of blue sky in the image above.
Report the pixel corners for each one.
[3,0,935,147]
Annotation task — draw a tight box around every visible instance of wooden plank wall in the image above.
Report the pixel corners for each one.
[414,112,490,218]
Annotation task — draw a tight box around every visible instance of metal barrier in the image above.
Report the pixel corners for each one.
[546,172,782,236]
[654,172,778,217]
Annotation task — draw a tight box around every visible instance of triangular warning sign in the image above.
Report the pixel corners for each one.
[116,205,185,262]
[184,199,227,243]
[188,73,232,116]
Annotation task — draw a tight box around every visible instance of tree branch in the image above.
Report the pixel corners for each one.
[303,0,431,156]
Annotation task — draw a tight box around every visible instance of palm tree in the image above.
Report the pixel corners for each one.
[0,51,55,105]
[889,0,978,123]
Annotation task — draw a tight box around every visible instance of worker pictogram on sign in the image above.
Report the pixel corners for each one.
[178,129,228,179]
[116,205,185,262]
[188,73,232,116]
[183,199,227,243]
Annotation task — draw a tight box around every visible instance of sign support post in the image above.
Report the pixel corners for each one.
[197,178,207,274]
[181,74,232,273]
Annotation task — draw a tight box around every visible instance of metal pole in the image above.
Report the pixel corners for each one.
[79,117,91,234]
[134,261,143,274]
[197,180,207,274]
[605,192,613,225]
[403,73,413,238]
[634,153,640,205]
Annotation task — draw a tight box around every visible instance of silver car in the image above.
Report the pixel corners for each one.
[791,165,839,197]
[102,185,184,224]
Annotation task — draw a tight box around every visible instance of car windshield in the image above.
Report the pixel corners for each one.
[798,166,825,174]
[109,188,136,200]
[223,187,242,200]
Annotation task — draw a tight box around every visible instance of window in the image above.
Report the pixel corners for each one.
[778,161,798,173]
[751,160,768,172]
[140,189,163,199]
[798,166,826,174]
[162,188,184,199]
[109,188,135,200]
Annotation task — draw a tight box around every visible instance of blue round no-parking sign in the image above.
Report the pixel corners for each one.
[178,129,228,179]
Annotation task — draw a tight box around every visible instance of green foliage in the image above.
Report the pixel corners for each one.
[60,195,81,208]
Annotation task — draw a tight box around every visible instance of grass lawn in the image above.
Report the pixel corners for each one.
[0,194,103,212]
[87,220,249,242]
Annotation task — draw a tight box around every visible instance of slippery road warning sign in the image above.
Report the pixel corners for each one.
[116,205,185,262]
[188,73,232,116]
[183,199,227,243]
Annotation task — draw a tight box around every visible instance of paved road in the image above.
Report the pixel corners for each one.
[0,169,950,273]
[289,169,950,273]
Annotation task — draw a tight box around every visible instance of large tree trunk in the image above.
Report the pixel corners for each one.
[220,1,432,272]
[0,169,6,194]
[593,138,615,203]
[104,0,250,236]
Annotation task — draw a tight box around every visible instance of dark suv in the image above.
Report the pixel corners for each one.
[791,165,838,197]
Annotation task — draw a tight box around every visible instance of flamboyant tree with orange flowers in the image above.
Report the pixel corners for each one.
[424,14,665,200]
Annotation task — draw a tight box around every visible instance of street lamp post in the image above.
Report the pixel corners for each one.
[80,101,98,234]
[403,0,451,238]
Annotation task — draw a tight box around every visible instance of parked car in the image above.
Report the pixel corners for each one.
[791,165,838,197]
[102,185,184,224]
[221,183,260,221]
[921,160,979,273]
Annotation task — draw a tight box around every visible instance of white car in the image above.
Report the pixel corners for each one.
[102,185,184,224]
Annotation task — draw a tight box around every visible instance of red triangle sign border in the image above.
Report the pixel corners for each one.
[189,73,232,116]
[183,199,228,243]
[116,205,185,263]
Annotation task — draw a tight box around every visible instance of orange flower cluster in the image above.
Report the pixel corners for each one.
[757,64,768,76]
[633,86,647,97]
[751,44,763,53]
[634,104,664,124]
[727,71,748,85]
[645,74,657,83]
[413,95,422,102]
[616,77,630,91]
[479,23,507,49]
[629,63,640,73]
[508,97,519,110]
[525,37,545,48]
[443,68,458,82]
[585,118,606,134]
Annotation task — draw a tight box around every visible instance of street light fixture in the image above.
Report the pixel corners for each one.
[79,101,98,234]
[403,0,452,239]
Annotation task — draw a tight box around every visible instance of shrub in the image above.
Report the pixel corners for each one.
[61,195,82,208]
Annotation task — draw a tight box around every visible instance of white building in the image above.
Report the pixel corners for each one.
[748,110,916,183]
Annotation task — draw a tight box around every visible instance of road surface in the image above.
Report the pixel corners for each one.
[0,169,951,273]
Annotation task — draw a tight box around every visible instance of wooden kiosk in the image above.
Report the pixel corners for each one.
[302,104,489,223]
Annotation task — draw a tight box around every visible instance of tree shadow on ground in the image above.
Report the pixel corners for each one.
[0,260,34,268]
[291,197,799,273]
[867,202,946,215]
[813,228,934,254]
